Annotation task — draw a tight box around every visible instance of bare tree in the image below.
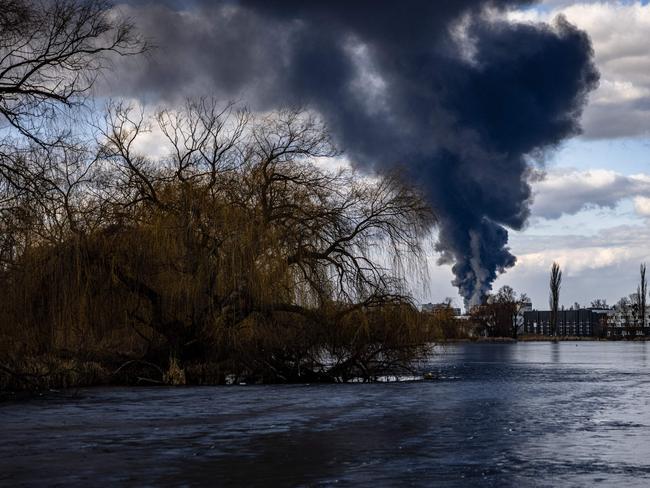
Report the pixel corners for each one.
[0,0,145,144]
[590,298,608,309]
[0,0,146,272]
[472,285,529,339]
[549,262,562,338]
[638,263,647,330]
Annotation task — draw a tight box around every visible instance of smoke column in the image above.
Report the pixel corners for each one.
[115,0,599,306]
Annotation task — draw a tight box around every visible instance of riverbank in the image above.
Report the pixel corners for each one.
[518,335,607,341]
[4,336,648,393]
[1,349,430,392]
[0,354,219,393]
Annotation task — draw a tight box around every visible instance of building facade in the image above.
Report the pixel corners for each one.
[523,309,609,337]
[421,302,461,316]
[607,305,650,337]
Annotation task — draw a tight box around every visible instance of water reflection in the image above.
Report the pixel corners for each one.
[2,342,650,487]
[550,341,560,363]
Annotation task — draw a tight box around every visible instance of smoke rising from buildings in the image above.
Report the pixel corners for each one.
[113,0,599,305]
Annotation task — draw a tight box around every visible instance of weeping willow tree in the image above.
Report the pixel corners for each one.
[1,100,437,384]
[0,1,437,386]
[0,0,146,388]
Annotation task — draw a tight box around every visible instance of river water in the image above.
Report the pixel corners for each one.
[2,342,650,487]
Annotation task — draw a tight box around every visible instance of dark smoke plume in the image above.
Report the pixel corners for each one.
[112,0,599,306]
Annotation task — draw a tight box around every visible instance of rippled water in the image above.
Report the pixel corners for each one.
[3,342,650,487]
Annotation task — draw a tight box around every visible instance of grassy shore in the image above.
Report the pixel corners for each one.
[0,353,232,393]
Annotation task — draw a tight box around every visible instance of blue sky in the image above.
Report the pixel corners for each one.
[422,1,650,310]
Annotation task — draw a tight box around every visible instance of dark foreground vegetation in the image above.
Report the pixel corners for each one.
[0,0,448,391]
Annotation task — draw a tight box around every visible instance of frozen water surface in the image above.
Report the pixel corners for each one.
[3,342,650,487]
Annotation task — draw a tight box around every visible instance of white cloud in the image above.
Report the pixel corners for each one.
[633,195,650,216]
[513,223,650,283]
[516,245,636,276]
[491,222,650,307]
[531,168,650,218]
[420,221,650,309]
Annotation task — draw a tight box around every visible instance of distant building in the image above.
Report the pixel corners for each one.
[523,309,609,337]
[520,301,533,314]
[421,302,461,316]
[516,300,533,334]
[607,303,650,337]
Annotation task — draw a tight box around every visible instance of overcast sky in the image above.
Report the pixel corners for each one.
[108,0,650,310]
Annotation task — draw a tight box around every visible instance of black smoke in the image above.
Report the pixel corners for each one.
[113,0,599,306]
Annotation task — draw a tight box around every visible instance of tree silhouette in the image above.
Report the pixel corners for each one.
[549,262,562,337]
[637,263,647,330]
